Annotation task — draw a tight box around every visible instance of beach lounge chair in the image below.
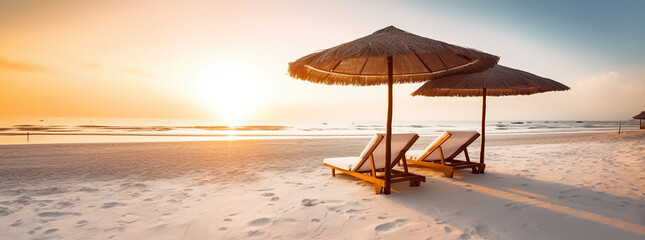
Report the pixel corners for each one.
[406,131,483,178]
[323,133,426,194]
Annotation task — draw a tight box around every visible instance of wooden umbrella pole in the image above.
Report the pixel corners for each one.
[384,56,393,195]
[480,88,486,165]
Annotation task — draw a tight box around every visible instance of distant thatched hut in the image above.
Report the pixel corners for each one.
[634,111,645,129]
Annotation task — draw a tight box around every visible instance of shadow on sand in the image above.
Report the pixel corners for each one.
[380,168,645,240]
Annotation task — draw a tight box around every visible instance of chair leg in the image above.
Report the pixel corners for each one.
[443,168,454,178]
[383,182,391,195]
[471,167,479,174]
[479,165,485,174]
[410,180,420,187]
[331,169,335,177]
[374,184,383,194]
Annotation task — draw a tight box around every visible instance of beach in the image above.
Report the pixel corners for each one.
[1,131,643,239]
[3,0,644,239]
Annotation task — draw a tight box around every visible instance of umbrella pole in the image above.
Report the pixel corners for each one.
[480,88,486,167]
[384,56,393,195]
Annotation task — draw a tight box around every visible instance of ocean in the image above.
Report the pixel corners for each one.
[0,117,638,145]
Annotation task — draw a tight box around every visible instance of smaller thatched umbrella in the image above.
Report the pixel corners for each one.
[633,111,645,129]
[412,65,570,168]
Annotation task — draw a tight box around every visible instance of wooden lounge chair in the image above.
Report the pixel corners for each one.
[406,131,483,178]
[323,133,426,194]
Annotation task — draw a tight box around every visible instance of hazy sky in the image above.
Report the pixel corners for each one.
[1,0,644,125]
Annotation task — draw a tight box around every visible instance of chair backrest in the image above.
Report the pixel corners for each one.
[358,134,383,162]
[355,133,419,172]
[419,131,479,161]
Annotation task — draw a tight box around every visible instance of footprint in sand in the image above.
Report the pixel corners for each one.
[473,224,491,236]
[248,230,265,237]
[374,219,407,232]
[346,209,362,214]
[32,187,69,196]
[311,218,321,222]
[56,201,74,208]
[270,197,279,201]
[0,207,13,216]
[326,205,345,212]
[76,220,88,227]
[28,226,42,235]
[218,227,228,231]
[37,211,80,217]
[444,226,452,233]
[248,218,272,226]
[119,213,140,224]
[505,203,526,211]
[301,199,319,207]
[44,228,59,234]
[101,202,126,209]
[10,220,22,227]
[261,193,275,197]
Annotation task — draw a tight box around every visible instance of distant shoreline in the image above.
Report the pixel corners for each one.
[0,129,638,146]
[0,120,637,145]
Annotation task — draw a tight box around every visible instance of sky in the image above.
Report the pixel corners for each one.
[1,0,644,125]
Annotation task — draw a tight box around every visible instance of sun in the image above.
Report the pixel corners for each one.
[193,59,267,125]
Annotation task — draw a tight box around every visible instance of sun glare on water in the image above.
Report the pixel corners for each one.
[193,60,268,125]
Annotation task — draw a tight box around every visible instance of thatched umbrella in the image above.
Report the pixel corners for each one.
[289,26,499,194]
[633,111,645,129]
[412,65,570,170]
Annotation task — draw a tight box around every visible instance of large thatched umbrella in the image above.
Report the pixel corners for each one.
[634,111,645,129]
[412,65,569,170]
[289,26,499,194]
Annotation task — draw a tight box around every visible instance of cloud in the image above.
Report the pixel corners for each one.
[125,67,154,77]
[0,58,48,72]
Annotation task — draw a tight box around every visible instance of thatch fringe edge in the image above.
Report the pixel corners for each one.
[411,88,569,97]
[288,57,497,86]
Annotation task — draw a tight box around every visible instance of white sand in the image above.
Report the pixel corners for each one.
[1,131,643,239]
